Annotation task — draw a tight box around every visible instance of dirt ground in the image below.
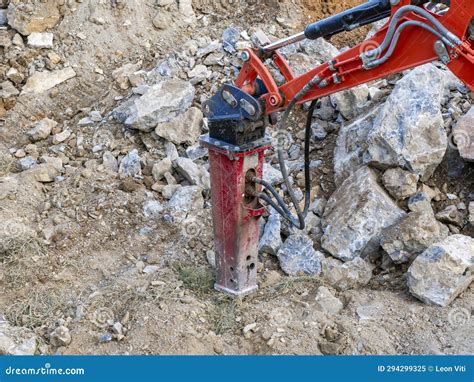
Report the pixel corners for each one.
[0,0,473,356]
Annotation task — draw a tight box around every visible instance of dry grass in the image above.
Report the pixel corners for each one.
[175,264,215,295]
[5,289,76,329]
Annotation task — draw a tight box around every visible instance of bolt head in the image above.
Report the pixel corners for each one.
[241,51,251,62]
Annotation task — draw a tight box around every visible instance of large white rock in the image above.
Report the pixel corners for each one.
[113,79,195,132]
[277,234,324,276]
[408,234,474,307]
[0,318,37,355]
[155,107,202,145]
[322,166,406,261]
[380,211,449,264]
[333,106,380,185]
[364,64,449,180]
[27,32,53,48]
[22,67,76,95]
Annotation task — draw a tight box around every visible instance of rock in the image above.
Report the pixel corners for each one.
[407,235,474,307]
[262,163,283,185]
[6,67,24,85]
[112,61,143,90]
[166,185,204,213]
[259,214,282,255]
[0,318,37,355]
[380,212,449,264]
[119,149,141,178]
[179,0,195,21]
[0,9,6,26]
[41,156,63,172]
[152,158,173,181]
[322,167,406,261]
[469,202,474,225]
[330,85,369,120]
[21,164,59,183]
[22,67,76,95]
[277,234,324,276]
[7,0,60,36]
[27,118,56,142]
[16,156,37,171]
[27,32,53,48]
[161,184,181,200]
[52,129,71,145]
[364,64,448,180]
[408,192,433,213]
[49,326,71,347]
[186,145,207,161]
[188,64,211,84]
[102,151,118,172]
[435,205,463,226]
[314,286,343,315]
[333,106,380,185]
[152,12,172,30]
[113,79,195,132]
[174,157,209,189]
[382,168,419,200]
[298,38,340,63]
[222,26,240,53]
[452,106,474,162]
[0,80,19,99]
[155,107,203,145]
[322,257,373,291]
[143,200,164,219]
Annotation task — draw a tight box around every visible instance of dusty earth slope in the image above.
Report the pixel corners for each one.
[0,0,473,355]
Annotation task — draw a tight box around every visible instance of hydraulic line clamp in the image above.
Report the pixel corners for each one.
[201,0,474,297]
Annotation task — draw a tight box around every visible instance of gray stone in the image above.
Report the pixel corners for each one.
[155,107,203,145]
[314,286,343,315]
[381,212,449,264]
[165,142,179,161]
[186,144,207,161]
[262,163,283,185]
[364,64,448,180]
[52,129,71,145]
[259,214,282,256]
[299,38,340,63]
[166,185,204,213]
[277,234,324,276]
[21,164,59,183]
[16,156,37,171]
[102,151,118,172]
[174,157,209,189]
[436,205,463,227]
[0,319,37,355]
[119,149,141,178]
[27,118,56,142]
[322,257,373,291]
[322,167,406,261]
[152,158,173,181]
[49,326,71,347]
[113,79,195,132]
[382,168,419,200]
[143,200,164,219]
[222,27,240,53]
[311,121,327,141]
[161,184,181,200]
[408,192,433,213]
[452,106,474,162]
[0,80,19,99]
[0,9,7,26]
[333,106,380,185]
[330,85,370,120]
[407,235,474,307]
[27,32,53,48]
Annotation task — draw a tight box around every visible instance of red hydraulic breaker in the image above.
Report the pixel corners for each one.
[201,136,270,296]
